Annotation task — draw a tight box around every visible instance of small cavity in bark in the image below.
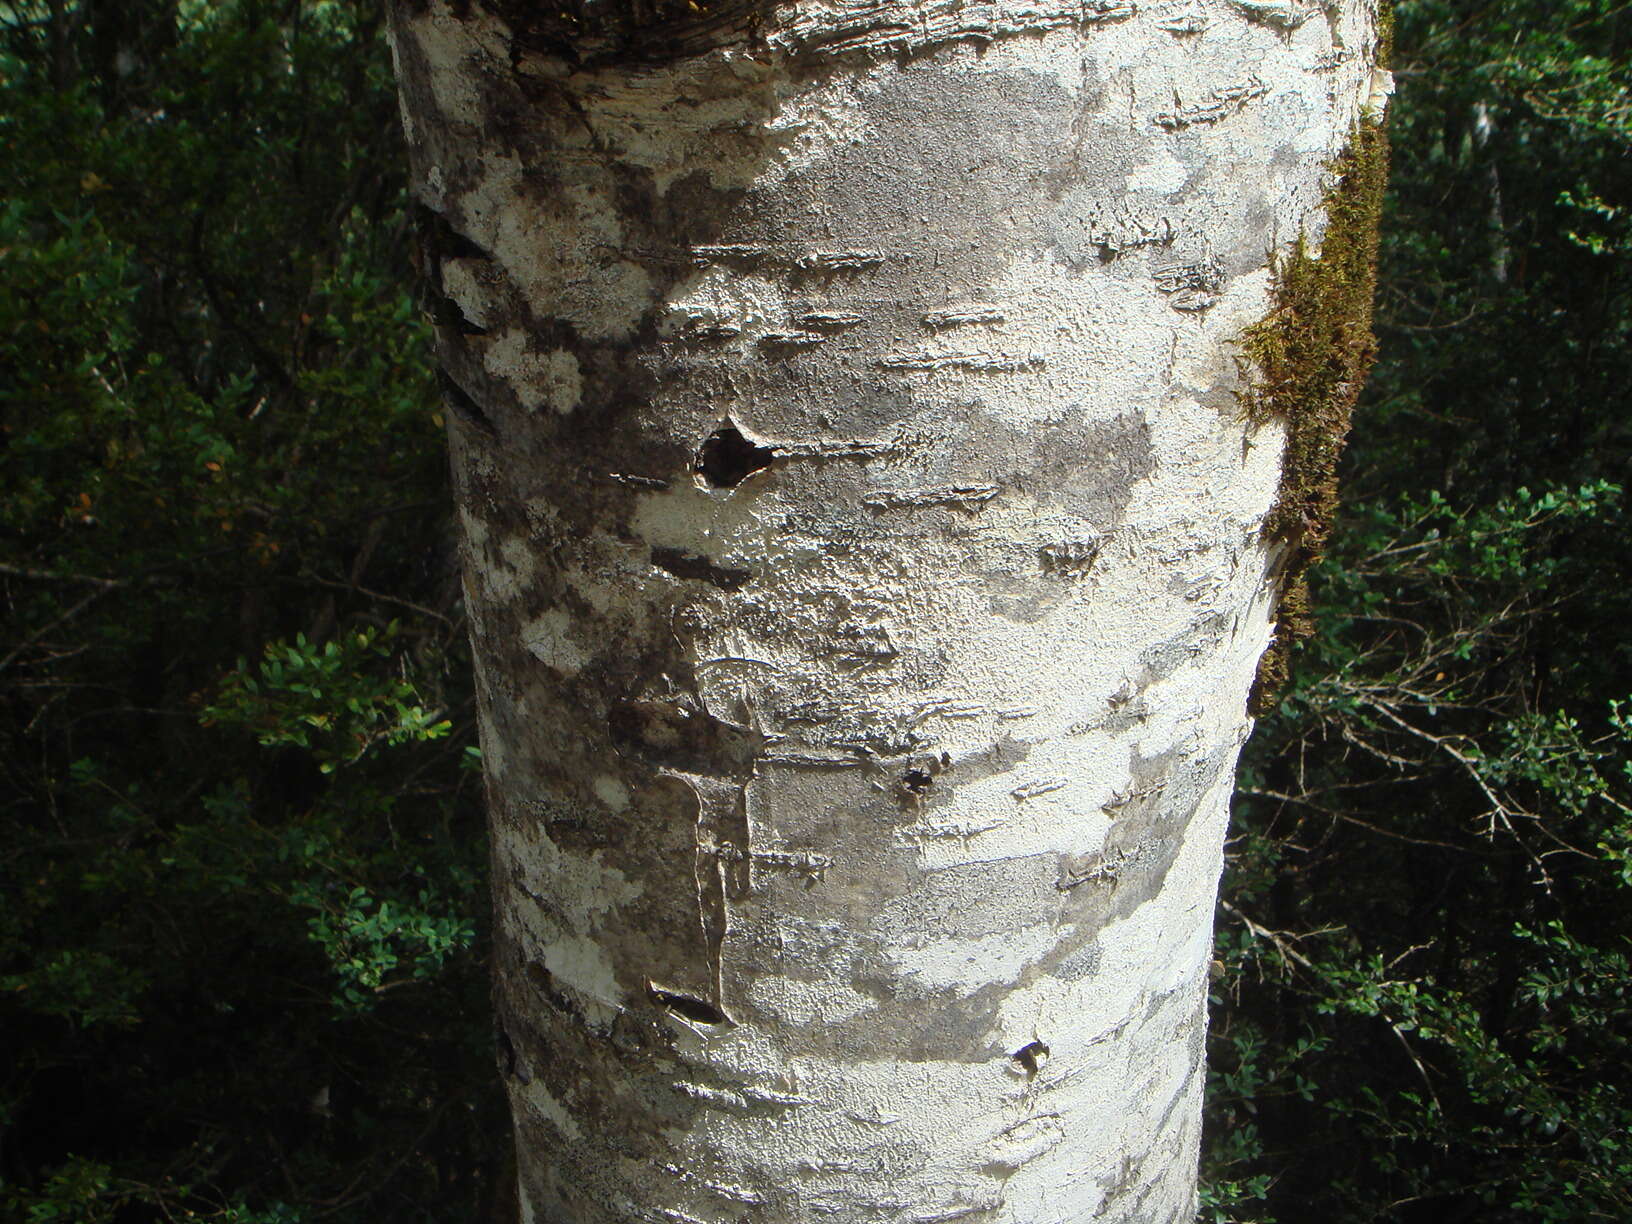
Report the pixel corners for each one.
[649,984,732,1027]
[413,202,494,263]
[497,1026,530,1084]
[1012,1039,1050,1076]
[424,288,489,336]
[436,370,497,437]
[896,752,952,802]
[901,768,934,794]
[695,422,774,489]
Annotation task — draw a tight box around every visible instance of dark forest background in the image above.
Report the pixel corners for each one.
[2,2,1628,1220]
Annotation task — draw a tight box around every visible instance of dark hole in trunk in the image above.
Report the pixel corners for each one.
[437,369,497,437]
[902,768,934,793]
[1012,1039,1049,1075]
[649,984,732,1026]
[695,423,775,488]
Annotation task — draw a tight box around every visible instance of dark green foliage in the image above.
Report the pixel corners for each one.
[1204,2,1632,1220]
[0,2,502,1220]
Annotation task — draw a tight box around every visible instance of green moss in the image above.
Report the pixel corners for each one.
[1241,114,1390,715]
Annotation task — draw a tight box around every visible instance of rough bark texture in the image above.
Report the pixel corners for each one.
[386,2,1388,1220]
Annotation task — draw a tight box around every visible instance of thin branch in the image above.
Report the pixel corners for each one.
[1240,786,1473,851]
[0,562,124,587]
[0,584,123,675]
[284,574,455,627]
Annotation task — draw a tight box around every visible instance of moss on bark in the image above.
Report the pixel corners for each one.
[1243,115,1389,714]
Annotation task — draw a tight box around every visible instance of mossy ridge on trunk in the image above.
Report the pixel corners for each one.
[1243,114,1390,714]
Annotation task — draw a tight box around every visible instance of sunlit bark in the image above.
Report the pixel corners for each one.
[388,1,1387,1218]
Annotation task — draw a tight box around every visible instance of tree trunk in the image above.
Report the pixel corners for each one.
[386,2,1388,1220]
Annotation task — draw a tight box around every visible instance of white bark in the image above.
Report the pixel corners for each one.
[387,2,1386,1220]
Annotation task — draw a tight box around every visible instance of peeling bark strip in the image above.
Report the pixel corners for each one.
[386,3,1386,1222]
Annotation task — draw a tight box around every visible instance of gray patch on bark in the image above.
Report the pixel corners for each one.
[1056,743,1233,928]
[710,737,1228,1067]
